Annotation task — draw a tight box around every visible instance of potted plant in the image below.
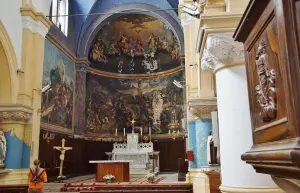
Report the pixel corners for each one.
[146,173,155,183]
[103,174,115,183]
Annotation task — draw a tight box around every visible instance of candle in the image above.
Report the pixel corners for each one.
[115,128,117,137]
[149,127,151,136]
[140,127,143,136]
[169,130,171,134]
[124,128,125,136]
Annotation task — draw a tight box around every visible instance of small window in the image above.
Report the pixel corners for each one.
[50,0,69,36]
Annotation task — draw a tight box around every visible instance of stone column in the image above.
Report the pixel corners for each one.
[201,33,282,192]
[74,63,89,135]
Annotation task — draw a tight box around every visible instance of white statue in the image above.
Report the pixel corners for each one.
[0,131,6,168]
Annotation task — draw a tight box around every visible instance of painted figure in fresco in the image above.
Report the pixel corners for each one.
[0,131,6,168]
[162,37,170,52]
[135,39,144,55]
[119,34,129,54]
[148,33,159,54]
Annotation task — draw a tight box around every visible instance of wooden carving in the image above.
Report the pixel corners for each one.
[255,40,277,122]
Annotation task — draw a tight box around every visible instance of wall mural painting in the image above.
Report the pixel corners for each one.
[41,39,75,129]
[86,71,185,137]
[89,14,181,74]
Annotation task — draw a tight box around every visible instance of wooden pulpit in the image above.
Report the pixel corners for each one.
[233,0,300,180]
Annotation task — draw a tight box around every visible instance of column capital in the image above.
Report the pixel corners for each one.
[20,7,51,38]
[201,33,244,71]
[22,16,49,38]
[76,63,89,73]
[0,104,33,124]
[188,97,217,119]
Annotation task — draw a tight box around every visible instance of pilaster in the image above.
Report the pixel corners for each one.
[17,5,51,166]
[0,104,33,185]
[74,63,89,135]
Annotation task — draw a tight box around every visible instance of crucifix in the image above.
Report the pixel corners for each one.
[130,119,136,134]
[53,138,72,181]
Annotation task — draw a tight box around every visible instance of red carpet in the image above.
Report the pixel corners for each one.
[61,176,166,192]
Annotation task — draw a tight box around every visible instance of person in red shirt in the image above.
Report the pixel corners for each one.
[28,159,47,193]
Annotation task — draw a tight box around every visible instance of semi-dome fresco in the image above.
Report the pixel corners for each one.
[89,14,181,74]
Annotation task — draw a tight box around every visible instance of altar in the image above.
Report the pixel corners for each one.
[107,133,160,175]
[89,160,130,182]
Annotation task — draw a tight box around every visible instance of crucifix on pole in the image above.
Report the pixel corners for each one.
[53,138,72,182]
[130,119,136,134]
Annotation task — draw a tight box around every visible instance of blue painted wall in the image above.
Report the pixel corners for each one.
[195,120,212,168]
[188,120,212,168]
[4,131,30,169]
[188,121,196,168]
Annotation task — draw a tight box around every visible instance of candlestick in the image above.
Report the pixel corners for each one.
[123,128,125,136]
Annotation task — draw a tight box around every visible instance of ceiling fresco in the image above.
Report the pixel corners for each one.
[88,14,181,74]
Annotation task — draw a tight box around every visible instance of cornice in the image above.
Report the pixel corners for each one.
[88,66,183,79]
[20,7,52,29]
[0,104,33,124]
[46,34,90,65]
[20,7,52,38]
[40,122,73,135]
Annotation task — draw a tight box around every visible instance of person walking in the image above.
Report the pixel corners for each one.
[28,159,47,193]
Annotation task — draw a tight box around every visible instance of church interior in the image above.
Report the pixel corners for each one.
[1,0,300,192]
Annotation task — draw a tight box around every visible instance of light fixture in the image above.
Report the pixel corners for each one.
[42,82,52,93]
[182,3,202,17]
[43,132,55,144]
[168,110,180,140]
[173,80,183,88]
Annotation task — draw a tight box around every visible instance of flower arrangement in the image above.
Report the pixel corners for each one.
[146,173,155,183]
[103,174,115,183]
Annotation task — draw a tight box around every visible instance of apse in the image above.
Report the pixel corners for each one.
[85,13,185,139]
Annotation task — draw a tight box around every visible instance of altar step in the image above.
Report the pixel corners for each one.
[80,183,193,193]
[130,168,152,175]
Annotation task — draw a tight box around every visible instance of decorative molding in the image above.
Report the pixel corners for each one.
[213,61,244,74]
[76,64,89,73]
[201,33,244,71]
[22,16,49,38]
[272,176,300,193]
[0,104,32,124]
[188,97,217,119]
[219,185,284,193]
[88,66,183,79]
[254,40,277,122]
[20,7,51,29]
[191,106,217,120]
[46,34,90,65]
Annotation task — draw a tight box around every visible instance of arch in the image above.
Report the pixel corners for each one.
[77,3,184,58]
[0,21,18,103]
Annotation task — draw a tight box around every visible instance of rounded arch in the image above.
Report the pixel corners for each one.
[77,3,184,58]
[0,21,18,103]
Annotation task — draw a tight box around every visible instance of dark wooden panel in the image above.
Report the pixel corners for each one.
[39,131,187,177]
[234,0,300,179]
[96,162,129,182]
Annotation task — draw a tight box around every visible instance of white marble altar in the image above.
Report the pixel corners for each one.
[110,133,159,175]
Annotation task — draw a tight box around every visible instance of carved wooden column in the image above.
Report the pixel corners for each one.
[74,63,89,135]
[201,33,281,193]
